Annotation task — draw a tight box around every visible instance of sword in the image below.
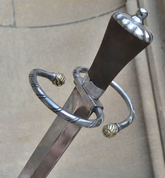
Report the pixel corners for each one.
[18,8,153,178]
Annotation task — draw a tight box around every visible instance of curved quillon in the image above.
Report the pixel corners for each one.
[73,67,135,138]
[102,81,135,138]
[29,67,135,136]
[29,69,104,128]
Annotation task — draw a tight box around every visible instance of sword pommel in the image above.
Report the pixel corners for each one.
[88,8,153,90]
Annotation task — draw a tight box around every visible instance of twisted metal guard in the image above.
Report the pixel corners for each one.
[102,81,135,138]
[73,67,135,138]
[29,69,104,128]
[29,68,135,135]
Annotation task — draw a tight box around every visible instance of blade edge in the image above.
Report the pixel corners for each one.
[18,88,91,178]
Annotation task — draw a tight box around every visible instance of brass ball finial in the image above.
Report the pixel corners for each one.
[102,123,119,138]
[52,73,66,86]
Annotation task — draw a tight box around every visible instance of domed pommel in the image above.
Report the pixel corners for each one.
[113,8,153,43]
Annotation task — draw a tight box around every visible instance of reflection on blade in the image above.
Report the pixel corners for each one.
[18,88,91,178]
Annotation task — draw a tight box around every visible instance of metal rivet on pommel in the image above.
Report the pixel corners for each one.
[52,73,66,86]
[132,8,148,24]
[136,8,148,21]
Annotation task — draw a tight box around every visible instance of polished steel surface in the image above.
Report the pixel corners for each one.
[82,73,105,100]
[29,69,104,128]
[102,81,135,137]
[74,67,135,133]
[113,8,153,43]
[18,88,91,178]
[73,67,104,110]
[110,81,135,131]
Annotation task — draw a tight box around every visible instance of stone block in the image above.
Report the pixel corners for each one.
[0,0,14,26]
[14,0,124,27]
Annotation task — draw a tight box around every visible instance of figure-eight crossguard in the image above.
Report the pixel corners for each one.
[29,67,135,138]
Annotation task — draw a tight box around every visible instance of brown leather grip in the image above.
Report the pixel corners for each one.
[88,16,149,90]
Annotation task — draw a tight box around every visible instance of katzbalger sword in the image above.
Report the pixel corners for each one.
[18,8,153,178]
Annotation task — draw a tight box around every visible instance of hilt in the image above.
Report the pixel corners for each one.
[29,8,153,138]
[29,67,135,138]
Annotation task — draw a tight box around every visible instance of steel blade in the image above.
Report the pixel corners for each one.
[18,88,91,178]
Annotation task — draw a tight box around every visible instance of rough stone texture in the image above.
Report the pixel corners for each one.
[138,0,165,177]
[0,1,158,178]
[0,0,13,26]
[140,0,165,156]
[14,0,124,27]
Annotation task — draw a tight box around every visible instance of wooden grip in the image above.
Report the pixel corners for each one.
[88,16,149,90]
